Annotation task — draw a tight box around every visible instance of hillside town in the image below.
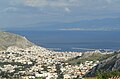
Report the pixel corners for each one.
[0,45,101,79]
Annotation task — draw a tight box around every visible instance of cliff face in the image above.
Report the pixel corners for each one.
[0,32,34,50]
[85,52,120,77]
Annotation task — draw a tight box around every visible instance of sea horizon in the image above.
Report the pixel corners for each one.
[7,30,120,52]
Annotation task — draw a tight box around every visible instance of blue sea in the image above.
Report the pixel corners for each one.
[9,30,120,52]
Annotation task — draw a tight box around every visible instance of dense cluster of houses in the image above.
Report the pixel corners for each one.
[0,46,99,79]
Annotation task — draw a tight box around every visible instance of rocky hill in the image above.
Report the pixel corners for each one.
[0,32,34,50]
[85,51,120,77]
[65,51,113,65]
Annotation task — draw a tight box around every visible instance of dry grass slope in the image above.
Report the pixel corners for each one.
[0,32,34,50]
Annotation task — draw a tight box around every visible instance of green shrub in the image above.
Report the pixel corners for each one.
[97,70,120,79]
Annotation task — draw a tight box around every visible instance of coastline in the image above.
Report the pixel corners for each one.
[0,32,119,79]
[7,30,120,52]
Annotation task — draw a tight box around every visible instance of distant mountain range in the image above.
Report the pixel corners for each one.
[0,32,34,50]
[58,18,120,31]
[7,18,120,31]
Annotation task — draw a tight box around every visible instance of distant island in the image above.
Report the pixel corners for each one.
[0,32,120,79]
[59,28,81,31]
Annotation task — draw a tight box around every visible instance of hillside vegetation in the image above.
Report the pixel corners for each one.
[85,51,120,77]
[65,52,113,65]
[0,32,34,50]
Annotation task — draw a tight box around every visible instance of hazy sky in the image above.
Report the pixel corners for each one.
[0,0,120,29]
